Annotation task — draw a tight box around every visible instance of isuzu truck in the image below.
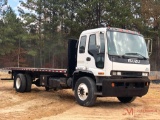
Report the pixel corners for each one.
[2,27,150,106]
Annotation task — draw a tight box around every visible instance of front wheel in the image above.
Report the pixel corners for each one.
[117,97,136,103]
[74,77,97,107]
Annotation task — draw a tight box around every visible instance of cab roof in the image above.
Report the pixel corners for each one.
[81,27,142,36]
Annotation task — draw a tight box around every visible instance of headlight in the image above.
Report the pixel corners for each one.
[117,72,122,76]
[142,72,148,76]
[112,71,121,76]
[112,72,117,75]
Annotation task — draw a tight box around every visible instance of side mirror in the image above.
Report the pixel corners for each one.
[96,45,100,53]
[145,38,152,56]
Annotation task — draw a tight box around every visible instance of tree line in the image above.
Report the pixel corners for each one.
[0,0,160,70]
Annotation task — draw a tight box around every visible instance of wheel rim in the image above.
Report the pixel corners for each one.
[16,77,21,89]
[77,83,88,101]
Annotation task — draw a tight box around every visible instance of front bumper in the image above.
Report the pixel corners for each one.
[101,77,150,97]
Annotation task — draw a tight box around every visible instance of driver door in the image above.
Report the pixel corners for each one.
[86,32,105,73]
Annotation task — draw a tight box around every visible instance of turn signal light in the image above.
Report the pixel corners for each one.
[98,72,104,75]
[146,82,149,86]
[111,83,115,87]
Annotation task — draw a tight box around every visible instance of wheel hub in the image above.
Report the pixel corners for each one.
[16,77,21,89]
[77,83,88,101]
[79,88,84,95]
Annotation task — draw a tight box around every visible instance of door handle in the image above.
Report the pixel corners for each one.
[86,57,91,61]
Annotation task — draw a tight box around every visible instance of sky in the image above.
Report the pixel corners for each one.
[7,0,33,17]
[8,0,20,15]
[1,0,34,19]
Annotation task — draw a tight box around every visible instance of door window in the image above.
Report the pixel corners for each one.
[88,34,97,55]
[79,36,87,53]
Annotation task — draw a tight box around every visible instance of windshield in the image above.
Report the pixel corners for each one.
[107,31,149,58]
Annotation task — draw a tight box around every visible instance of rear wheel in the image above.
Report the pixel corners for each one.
[15,73,26,93]
[117,97,136,103]
[75,77,97,107]
[25,74,32,92]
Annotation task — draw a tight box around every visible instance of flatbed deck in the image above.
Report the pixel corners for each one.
[3,67,67,73]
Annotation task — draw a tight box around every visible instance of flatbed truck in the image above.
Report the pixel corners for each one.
[2,27,150,106]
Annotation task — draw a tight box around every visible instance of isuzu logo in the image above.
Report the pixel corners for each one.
[128,59,140,64]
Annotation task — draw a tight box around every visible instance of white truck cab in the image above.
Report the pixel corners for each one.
[77,27,150,76]
[73,27,150,106]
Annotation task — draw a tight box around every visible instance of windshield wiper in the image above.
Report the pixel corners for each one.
[123,53,147,60]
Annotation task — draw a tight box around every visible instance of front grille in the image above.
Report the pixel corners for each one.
[122,72,142,77]
[114,82,146,88]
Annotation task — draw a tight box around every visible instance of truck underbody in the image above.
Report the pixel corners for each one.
[2,66,150,99]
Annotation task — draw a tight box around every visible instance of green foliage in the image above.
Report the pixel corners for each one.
[0,8,25,55]
[0,0,160,69]
[0,7,28,67]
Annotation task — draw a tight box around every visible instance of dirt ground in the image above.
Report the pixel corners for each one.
[0,71,160,120]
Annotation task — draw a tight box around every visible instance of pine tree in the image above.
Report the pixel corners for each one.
[0,7,27,67]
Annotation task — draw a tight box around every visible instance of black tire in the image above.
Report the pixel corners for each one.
[74,77,97,107]
[25,74,32,92]
[15,73,27,93]
[117,97,136,103]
